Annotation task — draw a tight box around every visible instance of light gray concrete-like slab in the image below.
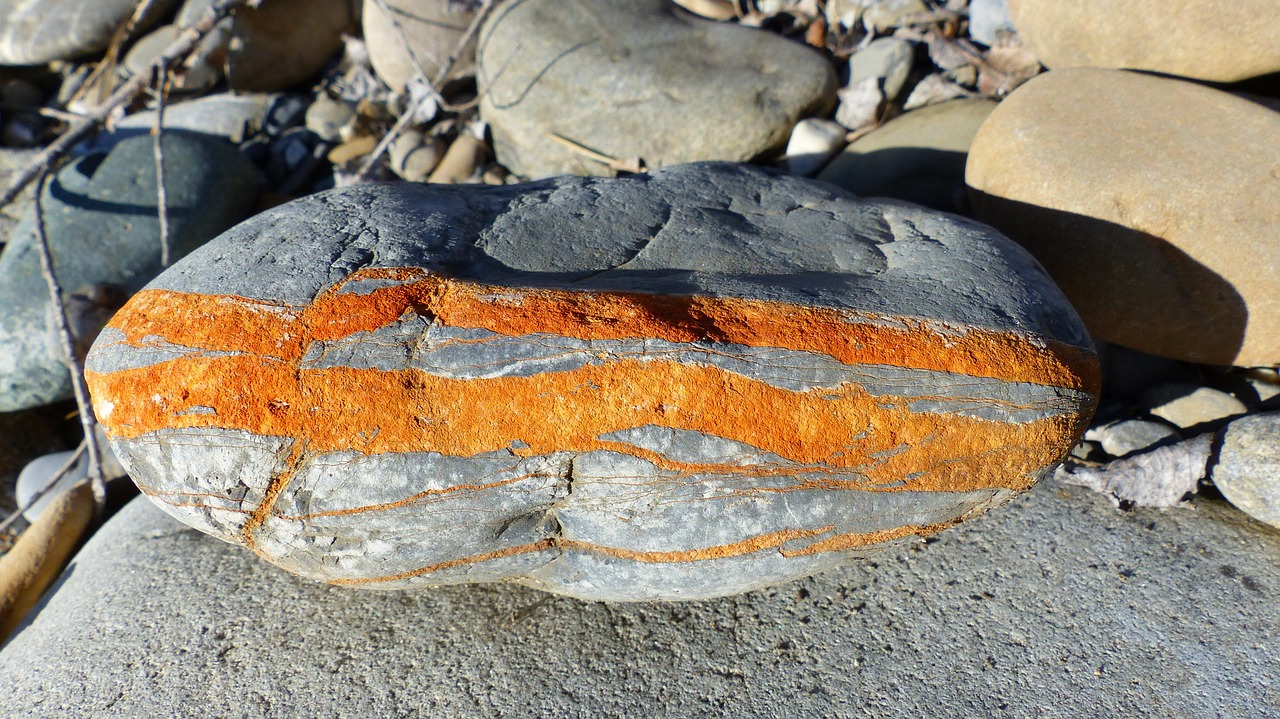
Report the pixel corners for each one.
[0,480,1276,718]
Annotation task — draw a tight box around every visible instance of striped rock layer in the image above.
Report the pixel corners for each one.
[85,163,1098,601]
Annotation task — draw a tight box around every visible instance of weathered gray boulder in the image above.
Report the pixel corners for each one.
[0,134,261,411]
[0,0,178,64]
[1212,413,1280,529]
[1,478,1276,717]
[86,162,1098,601]
[477,0,837,178]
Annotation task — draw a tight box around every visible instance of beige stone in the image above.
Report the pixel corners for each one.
[1007,0,1280,82]
[967,69,1280,367]
[363,0,477,93]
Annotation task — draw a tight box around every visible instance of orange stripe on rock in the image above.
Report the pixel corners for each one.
[99,267,1099,391]
[88,356,1083,495]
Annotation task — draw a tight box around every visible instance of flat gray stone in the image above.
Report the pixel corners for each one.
[1143,383,1249,431]
[477,0,837,178]
[846,37,913,102]
[85,162,1097,601]
[0,134,261,411]
[1,477,1276,717]
[0,0,178,64]
[1086,418,1180,459]
[1212,412,1280,529]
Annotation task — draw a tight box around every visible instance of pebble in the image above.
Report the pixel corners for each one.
[967,69,1280,366]
[363,0,479,93]
[1085,419,1180,459]
[426,132,487,184]
[389,130,445,182]
[862,0,928,32]
[304,94,358,144]
[0,134,261,412]
[106,93,281,149]
[476,0,836,178]
[1212,412,1280,529]
[846,37,914,103]
[326,135,377,166]
[15,428,126,522]
[0,0,177,64]
[784,118,847,177]
[819,98,996,213]
[85,162,1098,602]
[1142,384,1248,431]
[1007,0,1280,82]
[968,0,1014,46]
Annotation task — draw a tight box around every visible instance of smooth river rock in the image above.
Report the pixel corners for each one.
[363,0,478,93]
[1007,0,1280,82]
[966,69,1280,367]
[0,0,178,64]
[1212,413,1280,529]
[477,0,837,178]
[85,162,1098,602]
[0,134,261,412]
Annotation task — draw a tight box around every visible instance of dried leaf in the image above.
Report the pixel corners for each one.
[1055,433,1213,509]
[902,73,974,110]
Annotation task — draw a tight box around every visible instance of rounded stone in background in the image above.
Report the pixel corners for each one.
[966,68,1280,367]
[86,162,1098,602]
[968,0,1014,47]
[0,0,178,64]
[225,0,356,92]
[1006,0,1280,82]
[363,0,479,93]
[0,134,262,412]
[477,0,836,178]
[819,98,996,213]
[784,118,846,177]
[1212,413,1280,529]
[1086,419,1180,460]
[846,37,914,102]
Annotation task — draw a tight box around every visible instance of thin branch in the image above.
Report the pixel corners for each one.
[0,0,254,214]
[152,60,172,267]
[355,0,497,181]
[32,169,107,515]
[0,442,87,535]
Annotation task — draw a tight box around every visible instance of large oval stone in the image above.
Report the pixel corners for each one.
[1006,0,1280,83]
[85,163,1098,601]
[966,69,1280,367]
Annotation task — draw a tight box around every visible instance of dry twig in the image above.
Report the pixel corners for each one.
[0,0,255,215]
[152,59,173,267]
[31,170,107,515]
[355,0,498,181]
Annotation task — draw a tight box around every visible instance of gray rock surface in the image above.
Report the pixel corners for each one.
[1212,412,1280,529]
[86,162,1097,601]
[1,477,1276,717]
[477,0,837,178]
[0,134,261,411]
[100,93,281,150]
[968,0,1014,46]
[818,98,996,213]
[0,0,178,64]
[846,37,914,102]
[0,147,36,243]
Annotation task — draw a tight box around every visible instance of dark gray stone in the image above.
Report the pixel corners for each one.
[0,478,1275,717]
[0,134,261,411]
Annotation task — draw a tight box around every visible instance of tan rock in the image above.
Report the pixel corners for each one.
[967,69,1280,366]
[226,0,356,92]
[0,482,94,644]
[1007,0,1280,82]
[363,0,477,93]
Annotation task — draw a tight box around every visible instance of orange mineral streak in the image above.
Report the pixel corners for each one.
[86,267,1096,505]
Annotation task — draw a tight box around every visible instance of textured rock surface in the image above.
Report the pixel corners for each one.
[477,0,837,178]
[819,98,996,213]
[0,134,261,411]
[1212,413,1280,529]
[85,163,1097,601]
[1,479,1276,717]
[0,0,177,64]
[1007,0,1280,82]
[364,0,478,93]
[967,69,1280,367]
[0,148,37,242]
